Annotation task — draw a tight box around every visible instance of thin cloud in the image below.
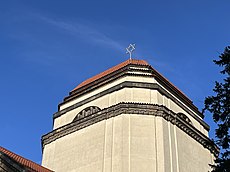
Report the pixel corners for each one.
[37,15,124,51]
[147,58,177,73]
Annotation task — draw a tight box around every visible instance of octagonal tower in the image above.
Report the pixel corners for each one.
[42,59,218,172]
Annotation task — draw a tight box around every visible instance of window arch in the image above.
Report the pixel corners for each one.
[73,106,101,122]
[177,112,193,125]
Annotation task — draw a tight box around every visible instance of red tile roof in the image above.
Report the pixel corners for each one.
[0,146,53,172]
[71,58,188,100]
[72,59,149,92]
[68,58,201,117]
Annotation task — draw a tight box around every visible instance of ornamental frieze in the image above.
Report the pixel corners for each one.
[73,106,101,122]
[42,102,219,157]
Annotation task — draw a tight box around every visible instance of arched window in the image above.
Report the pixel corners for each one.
[177,113,193,125]
[73,106,101,122]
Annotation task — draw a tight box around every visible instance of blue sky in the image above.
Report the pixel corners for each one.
[0,0,229,164]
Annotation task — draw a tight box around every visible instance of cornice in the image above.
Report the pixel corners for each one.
[62,65,153,104]
[70,59,150,92]
[59,64,203,119]
[42,102,218,157]
[53,81,208,130]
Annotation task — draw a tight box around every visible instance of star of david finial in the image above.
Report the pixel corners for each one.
[126,43,136,60]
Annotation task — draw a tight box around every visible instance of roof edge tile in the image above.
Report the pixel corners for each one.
[0,146,53,172]
[71,59,149,92]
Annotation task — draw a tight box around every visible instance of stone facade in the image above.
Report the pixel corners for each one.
[41,59,218,172]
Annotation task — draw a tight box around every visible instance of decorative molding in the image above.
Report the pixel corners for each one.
[60,64,201,119]
[73,106,101,122]
[62,70,152,104]
[53,81,208,130]
[43,103,219,157]
[177,112,193,125]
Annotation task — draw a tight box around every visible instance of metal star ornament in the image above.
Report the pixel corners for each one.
[126,44,136,60]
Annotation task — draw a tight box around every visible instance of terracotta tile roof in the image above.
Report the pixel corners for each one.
[68,58,200,116]
[0,146,53,172]
[72,59,149,92]
[71,58,188,100]
[59,58,203,118]
[149,64,191,103]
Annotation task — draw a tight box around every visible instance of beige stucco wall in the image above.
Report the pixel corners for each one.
[54,75,207,136]
[59,76,156,110]
[42,114,214,172]
[42,68,215,172]
[176,126,214,172]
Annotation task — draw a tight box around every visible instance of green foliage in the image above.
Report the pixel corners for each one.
[204,46,230,172]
